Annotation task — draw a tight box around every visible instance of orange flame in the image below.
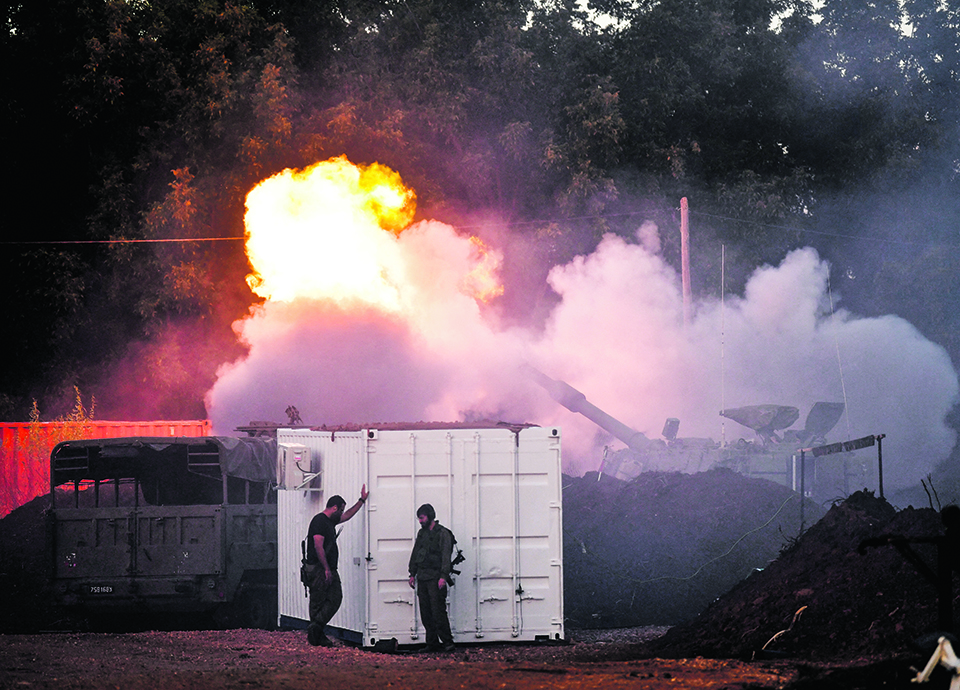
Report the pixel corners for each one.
[463,236,505,303]
[243,156,416,307]
[242,156,505,322]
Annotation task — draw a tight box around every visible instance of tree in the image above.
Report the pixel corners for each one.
[903,0,960,187]
[607,0,805,185]
[4,0,958,421]
[276,0,566,221]
[3,0,301,418]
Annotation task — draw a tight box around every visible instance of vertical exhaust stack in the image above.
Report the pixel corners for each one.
[523,365,653,452]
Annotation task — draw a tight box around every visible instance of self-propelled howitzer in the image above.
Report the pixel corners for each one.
[522,365,656,453]
[525,365,718,478]
[525,365,854,498]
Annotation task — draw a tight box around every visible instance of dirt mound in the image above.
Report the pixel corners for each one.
[562,468,824,627]
[643,490,948,661]
[0,493,55,632]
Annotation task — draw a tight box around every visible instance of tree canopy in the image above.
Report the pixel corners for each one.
[2,0,957,420]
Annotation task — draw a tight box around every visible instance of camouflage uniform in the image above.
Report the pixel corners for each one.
[408,521,454,649]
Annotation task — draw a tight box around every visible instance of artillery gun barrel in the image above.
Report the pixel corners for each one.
[524,365,652,452]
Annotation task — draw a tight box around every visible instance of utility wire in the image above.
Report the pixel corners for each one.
[688,210,959,248]
[624,493,799,586]
[461,208,958,248]
[566,492,799,587]
[0,237,242,245]
[2,206,956,249]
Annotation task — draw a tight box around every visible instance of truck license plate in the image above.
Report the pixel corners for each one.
[87,585,114,595]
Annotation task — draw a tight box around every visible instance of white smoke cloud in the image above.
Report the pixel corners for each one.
[531,238,957,489]
[207,210,958,492]
[207,217,539,433]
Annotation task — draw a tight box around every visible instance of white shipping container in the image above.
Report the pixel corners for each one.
[276,424,564,648]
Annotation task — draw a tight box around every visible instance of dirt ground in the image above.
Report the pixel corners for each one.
[2,470,958,689]
[0,626,900,690]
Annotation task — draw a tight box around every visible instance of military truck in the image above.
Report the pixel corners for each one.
[49,435,278,628]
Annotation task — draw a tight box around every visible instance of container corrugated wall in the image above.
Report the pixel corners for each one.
[0,420,211,517]
[276,429,369,643]
[277,425,564,648]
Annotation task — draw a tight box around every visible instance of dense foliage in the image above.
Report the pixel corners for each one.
[2,0,958,421]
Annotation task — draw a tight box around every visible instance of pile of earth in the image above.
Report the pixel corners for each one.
[1,468,824,634]
[640,490,950,661]
[0,491,57,633]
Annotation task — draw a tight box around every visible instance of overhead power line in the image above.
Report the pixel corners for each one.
[1,206,956,249]
[0,237,243,245]
[688,210,960,249]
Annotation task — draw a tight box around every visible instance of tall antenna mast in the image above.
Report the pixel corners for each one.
[680,197,692,329]
[721,243,726,448]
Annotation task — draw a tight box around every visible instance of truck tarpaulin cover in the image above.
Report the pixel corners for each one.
[216,436,277,481]
[51,436,277,483]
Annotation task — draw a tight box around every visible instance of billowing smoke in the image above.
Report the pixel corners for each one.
[206,160,958,492]
[532,235,957,490]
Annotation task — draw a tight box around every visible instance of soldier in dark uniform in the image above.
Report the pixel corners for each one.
[408,503,455,652]
[304,485,368,647]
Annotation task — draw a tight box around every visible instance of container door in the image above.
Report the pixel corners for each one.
[512,427,564,639]
[469,430,523,638]
[463,427,564,642]
[360,427,563,646]
[276,430,368,639]
[364,430,448,645]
